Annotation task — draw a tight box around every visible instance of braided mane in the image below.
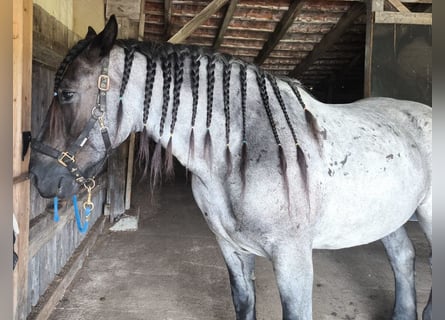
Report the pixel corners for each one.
[53,37,318,194]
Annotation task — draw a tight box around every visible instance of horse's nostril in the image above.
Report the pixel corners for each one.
[29,171,37,186]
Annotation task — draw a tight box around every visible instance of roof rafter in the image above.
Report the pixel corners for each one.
[213,0,238,49]
[386,0,410,12]
[168,0,229,44]
[254,0,305,65]
[289,3,365,78]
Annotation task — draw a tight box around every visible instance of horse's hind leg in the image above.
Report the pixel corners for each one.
[416,194,432,320]
[217,237,256,320]
[381,226,417,320]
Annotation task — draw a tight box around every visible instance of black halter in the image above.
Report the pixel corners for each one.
[31,57,113,187]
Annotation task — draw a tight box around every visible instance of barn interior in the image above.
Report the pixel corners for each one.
[12,0,432,319]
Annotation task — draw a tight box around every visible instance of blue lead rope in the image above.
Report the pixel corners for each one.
[73,195,91,233]
[53,197,60,222]
[53,195,92,234]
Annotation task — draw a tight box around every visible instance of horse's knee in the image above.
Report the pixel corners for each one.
[233,289,255,314]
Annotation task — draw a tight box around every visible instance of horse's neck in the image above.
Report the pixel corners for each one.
[109,46,231,175]
[108,43,315,178]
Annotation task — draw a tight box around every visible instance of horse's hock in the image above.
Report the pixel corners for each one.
[13,1,432,320]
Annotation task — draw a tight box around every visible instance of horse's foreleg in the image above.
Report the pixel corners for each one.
[217,237,256,320]
[381,226,417,320]
[416,195,432,320]
[271,242,313,320]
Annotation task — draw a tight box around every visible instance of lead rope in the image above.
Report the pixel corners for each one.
[53,179,95,234]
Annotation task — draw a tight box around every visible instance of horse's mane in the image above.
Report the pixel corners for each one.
[52,37,318,194]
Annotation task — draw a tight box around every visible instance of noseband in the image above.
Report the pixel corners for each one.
[31,56,113,188]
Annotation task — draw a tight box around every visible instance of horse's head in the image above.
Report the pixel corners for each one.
[30,16,119,199]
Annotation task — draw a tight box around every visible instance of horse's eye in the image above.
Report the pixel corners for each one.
[61,91,75,101]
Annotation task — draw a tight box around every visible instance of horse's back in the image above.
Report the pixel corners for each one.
[310,97,431,249]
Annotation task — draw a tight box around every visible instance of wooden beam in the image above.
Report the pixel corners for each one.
[374,11,432,24]
[168,0,229,44]
[164,0,172,40]
[371,0,385,11]
[125,133,135,210]
[400,0,432,2]
[254,0,305,65]
[289,3,365,78]
[138,0,146,40]
[386,0,410,12]
[213,0,238,49]
[13,0,32,319]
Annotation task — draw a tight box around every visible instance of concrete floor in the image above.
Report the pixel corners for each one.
[49,173,431,320]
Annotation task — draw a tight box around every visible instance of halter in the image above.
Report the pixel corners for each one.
[31,56,113,193]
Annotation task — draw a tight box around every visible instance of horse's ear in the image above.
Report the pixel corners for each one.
[86,15,118,60]
[85,26,97,40]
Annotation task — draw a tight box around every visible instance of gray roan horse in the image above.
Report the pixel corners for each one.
[30,16,431,319]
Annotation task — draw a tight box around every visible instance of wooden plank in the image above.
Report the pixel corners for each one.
[364,7,374,97]
[106,0,141,20]
[164,0,172,39]
[27,216,106,320]
[138,0,146,40]
[289,3,365,78]
[28,179,106,258]
[374,11,431,24]
[107,142,128,221]
[13,0,33,318]
[400,0,432,2]
[32,4,74,69]
[386,0,410,12]
[213,0,238,49]
[125,133,136,210]
[254,0,304,65]
[168,0,229,44]
[371,0,385,11]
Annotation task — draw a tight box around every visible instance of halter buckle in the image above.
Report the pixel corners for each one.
[58,152,75,167]
[97,75,110,91]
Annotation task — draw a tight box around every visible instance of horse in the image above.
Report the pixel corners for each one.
[29,16,432,320]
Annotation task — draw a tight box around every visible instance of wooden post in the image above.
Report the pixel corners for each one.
[363,0,375,97]
[125,133,135,210]
[13,0,33,319]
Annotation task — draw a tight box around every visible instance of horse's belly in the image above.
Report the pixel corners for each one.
[312,189,422,249]
[311,171,426,249]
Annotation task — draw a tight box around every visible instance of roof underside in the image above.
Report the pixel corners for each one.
[140,0,431,102]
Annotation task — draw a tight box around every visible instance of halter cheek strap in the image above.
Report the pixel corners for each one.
[31,56,113,186]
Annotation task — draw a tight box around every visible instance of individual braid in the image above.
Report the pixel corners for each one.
[223,61,232,175]
[204,55,216,165]
[269,74,308,191]
[142,56,156,125]
[151,50,172,189]
[165,50,185,177]
[256,70,289,207]
[117,45,136,129]
[137,54,157,178]
[288,81,320,146]
[159,51,172,137]
[188,53,201,165]
[53,38,93,93]
[239,64,248,191]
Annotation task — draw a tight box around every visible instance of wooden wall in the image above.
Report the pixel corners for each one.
[364,0,432,104]
[14,2,111,319]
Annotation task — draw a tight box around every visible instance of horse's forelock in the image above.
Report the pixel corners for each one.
[48,97,65,142]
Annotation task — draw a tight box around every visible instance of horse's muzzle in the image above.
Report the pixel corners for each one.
[29,158,80,199]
